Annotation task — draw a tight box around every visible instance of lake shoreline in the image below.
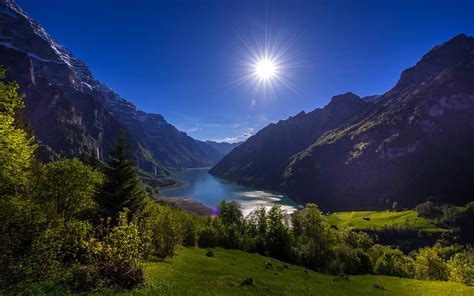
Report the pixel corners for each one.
[156,167,298,216]
[158,167,213,193]
[159,180,189,193]
[154,195,213,216]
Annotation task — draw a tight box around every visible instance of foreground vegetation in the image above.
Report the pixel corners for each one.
[135,247,474,296]
[1,69,473,294]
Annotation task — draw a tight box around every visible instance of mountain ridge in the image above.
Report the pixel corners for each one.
[212,33,474,210]
[210,92,370,188]
[0,0,230,177]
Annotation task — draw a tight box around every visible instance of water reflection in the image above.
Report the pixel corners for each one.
[161,168,297,216]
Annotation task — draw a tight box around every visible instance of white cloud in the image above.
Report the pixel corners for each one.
[220,128,255,143]
[186,127,202,133]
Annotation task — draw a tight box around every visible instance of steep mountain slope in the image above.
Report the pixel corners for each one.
[210,93,369,188]
[0,1,220,175]
[213,34,474,210]
[283,34,474,210]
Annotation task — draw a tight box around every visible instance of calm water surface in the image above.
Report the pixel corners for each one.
[161,168,298,215]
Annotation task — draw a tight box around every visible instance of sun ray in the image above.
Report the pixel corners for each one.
[229,30,304,102]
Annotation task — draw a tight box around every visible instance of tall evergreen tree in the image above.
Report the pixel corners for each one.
[98,130,147,218]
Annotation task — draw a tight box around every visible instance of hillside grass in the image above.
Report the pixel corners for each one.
[327,210,446,232]
[101,247,474,296]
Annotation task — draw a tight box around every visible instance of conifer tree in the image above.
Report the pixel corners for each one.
[98,130,147,218]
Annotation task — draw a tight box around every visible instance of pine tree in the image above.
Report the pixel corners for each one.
[98,130,147,218]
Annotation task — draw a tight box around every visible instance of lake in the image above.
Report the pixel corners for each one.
[161,168,298,216]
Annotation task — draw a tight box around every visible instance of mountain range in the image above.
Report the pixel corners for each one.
[0,1,239,180]
[211,34,474,210]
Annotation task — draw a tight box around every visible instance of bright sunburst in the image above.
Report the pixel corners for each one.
[229,31,300,100]
[254,58,277,80]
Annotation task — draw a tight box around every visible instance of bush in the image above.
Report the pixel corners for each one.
[414,247,448,281]
[205,249,214,257]
[150,207,183,258]
[372,246,414,278]
[182,214,198,247]
[447,250,474,285]
[38,159,102,220]
[198,217,225,248]
[222,223,242,249]
[95,211,145,289]
[415,201,441,218]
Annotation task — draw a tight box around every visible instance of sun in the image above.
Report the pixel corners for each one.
[255,58,277,80]
[230,31,301,98]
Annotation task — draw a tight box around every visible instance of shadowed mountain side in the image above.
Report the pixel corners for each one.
[212,34,474,211]
[210,92,370,189]
[0,1,223,176]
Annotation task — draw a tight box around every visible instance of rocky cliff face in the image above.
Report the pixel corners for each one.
[0,1,222,176]
[212,34,474,210]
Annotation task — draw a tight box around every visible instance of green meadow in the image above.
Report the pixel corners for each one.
[327,210,446,232]
[113,247,474,296]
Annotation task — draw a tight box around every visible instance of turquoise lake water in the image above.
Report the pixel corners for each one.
[161,168,298,215]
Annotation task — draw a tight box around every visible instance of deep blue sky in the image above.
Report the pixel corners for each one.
[16,0,474,142]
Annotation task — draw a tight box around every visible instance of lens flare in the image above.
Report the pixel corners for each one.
[254,58,277,80]
[229,31,301,101]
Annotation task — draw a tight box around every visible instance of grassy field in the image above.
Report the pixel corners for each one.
[101,247,474,296]
[326,210,446,232]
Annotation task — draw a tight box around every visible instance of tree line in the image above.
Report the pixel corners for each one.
[200,200,473,284]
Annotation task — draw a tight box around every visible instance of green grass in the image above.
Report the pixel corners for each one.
[327,210,446,232]
[109,247,474,296]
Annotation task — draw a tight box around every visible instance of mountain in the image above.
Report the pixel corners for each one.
[191,140,242,164]
[0,1,221,176]
[210,93,369,188]
[212,34,474,210]
[204,141,242,158]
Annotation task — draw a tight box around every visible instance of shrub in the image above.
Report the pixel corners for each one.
[372,246,414,278]
[447,251,474,285]
[340,229,373,251]
[38,159,102,220]
[198,226,218,248]
[414,247,448,281]
[222,223,242,249]
[89,210,145,289]
[150,207,183,258]
[198,217,225,248]
[182,214,198,247]
[415,201,441,218]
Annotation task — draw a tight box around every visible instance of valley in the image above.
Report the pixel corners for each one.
[0,0,473,295]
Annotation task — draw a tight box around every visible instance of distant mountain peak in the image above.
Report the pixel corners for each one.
[393,33,474,92]
[327,92,361,105]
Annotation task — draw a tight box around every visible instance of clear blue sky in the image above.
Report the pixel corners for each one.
[16,0,474,142]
